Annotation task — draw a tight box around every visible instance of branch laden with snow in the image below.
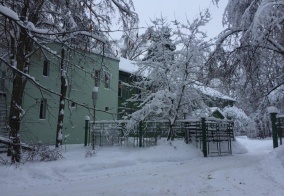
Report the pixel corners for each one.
[125,12,212,140]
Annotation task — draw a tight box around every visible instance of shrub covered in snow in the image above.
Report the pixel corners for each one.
[223,106,257,137]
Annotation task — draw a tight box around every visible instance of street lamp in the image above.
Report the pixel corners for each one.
[91,87,99,150]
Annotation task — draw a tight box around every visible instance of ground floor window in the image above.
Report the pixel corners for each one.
[118,81,122,97]
[39,98,47,119]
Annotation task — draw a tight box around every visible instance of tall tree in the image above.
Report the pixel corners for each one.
[126,12,211,140]
[119,29,151,60]
[209,0,284,136]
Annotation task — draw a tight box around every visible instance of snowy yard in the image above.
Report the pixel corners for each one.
[1,137,284,196]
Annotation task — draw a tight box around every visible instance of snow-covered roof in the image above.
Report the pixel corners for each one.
[190,107,227,119]
[193,83,236,101]
[119,58,235,101]
[209,107,227,118]
[119,57,139,74]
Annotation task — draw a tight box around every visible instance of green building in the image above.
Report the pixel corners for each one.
[118,57,141,120]
[117,58,236,120]
[1,44,119,145]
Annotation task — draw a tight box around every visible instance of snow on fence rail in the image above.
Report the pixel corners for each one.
[86,117,234,157]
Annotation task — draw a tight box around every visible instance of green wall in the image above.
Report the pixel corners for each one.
[118,70,141,119]
[5,44,119,145]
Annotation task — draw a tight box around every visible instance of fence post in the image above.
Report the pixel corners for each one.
[279,119,282,146]
[92,122,95,150]
[139,121,143,147]
[278,116,283,145]
[200,113,207,157]
[268,106,278,148]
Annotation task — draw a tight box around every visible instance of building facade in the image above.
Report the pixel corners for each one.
[1,44,119,144]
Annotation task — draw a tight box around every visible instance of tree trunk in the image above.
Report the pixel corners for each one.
[8,75,24,163]
[55,47,68,147]
[8,27,31,163]
[167,124,175,141]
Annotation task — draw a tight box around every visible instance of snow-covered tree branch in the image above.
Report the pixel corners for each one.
[125,12,212,140]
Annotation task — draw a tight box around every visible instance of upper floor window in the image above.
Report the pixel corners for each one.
[0,71,5,92]
[70,101,76,110]
[94,70,100,87]
[43,59,50,76]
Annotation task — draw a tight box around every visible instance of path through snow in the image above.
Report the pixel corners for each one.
[1,137,283,196]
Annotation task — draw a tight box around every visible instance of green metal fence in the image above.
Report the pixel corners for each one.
[183,117,234,156]
[84,118,234,156]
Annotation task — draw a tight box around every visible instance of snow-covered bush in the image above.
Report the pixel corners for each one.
[0,155,8,165]
[223,106,257,137]
[25,142,64,162]
[250,112,272,139]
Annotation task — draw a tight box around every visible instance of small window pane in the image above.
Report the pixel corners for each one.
[39,98,47,119]
[43,59,50,76]
[70,101,76,109]
[0,71,5,92]
[105,73,110,88]
[118,81,122,97]
[94,70,100,87]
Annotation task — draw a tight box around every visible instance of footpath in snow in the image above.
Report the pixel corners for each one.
[0,136,284,196]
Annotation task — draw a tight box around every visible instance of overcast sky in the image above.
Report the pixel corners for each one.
[133,0,228,38]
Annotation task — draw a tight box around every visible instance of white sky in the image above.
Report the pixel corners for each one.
[133,0,228,38]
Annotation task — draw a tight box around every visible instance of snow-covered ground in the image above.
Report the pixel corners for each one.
[1,136,284,196]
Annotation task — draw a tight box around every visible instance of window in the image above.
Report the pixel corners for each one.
[0,71,5,92]
[39,98,47,119]
[136,88,141,99]
[104,72,110,88]
[43,59,50,76]
[118,81,122,97]
[94,70,100,87]
[70,101,76,109]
